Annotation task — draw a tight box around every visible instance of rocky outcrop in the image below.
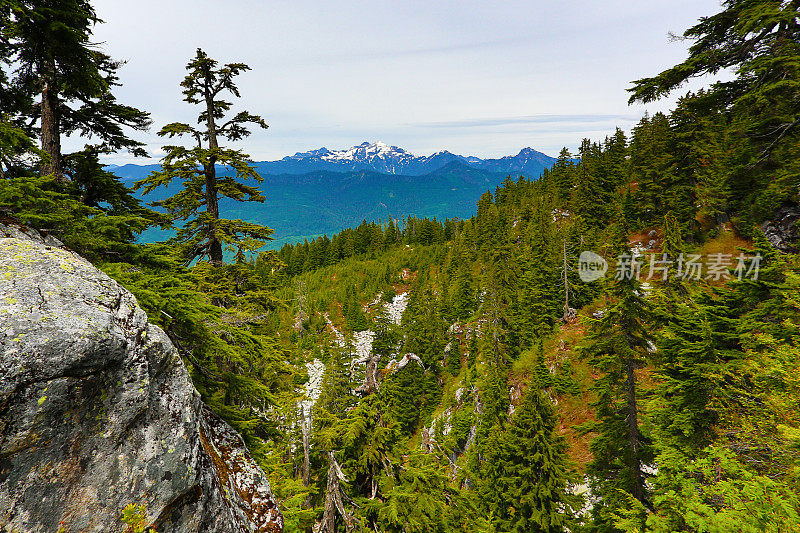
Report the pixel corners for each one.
[0,224,283,532]
[762,204,800,253]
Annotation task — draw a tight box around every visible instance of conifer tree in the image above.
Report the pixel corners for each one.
[138,48,272,265]
[628,0,800,222]
[574,138,614,225]
[382,363,426,435]
[0,2,37,178]
[403,286,446,369]
[363,451,453,533]
[372,306,400,359]
[476,191,500,248]
[0,0,156,259]
[627,112,679,226]
[446,330,462,375]
[641,248,800,532]
[601,128,628,189]
[7,0,151,180]
[668,92,729,230]
[451,257,476,321]
[651,299,721,456]
[339,395,399,500]
[550,147,575,203]
[480,386,579,532]
[515,204,562,343]
[343,282,370,331]
[582,234,656,530]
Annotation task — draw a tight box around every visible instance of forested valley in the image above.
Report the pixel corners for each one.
[1,1,800,532]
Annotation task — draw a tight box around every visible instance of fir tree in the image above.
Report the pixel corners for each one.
[515,203,562,343]
[480,386,579,532]
[629,0,800,223]
[137,48,272,265]
[6,0,151,179]
[451,257,476,322]
[650,299,721,456]
[363,451,452,533]
[582,236,656,530]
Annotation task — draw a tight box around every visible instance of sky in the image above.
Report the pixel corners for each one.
[84,0,726,164]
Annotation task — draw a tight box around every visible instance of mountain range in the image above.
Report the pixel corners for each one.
[256,141,556,177]
[111,142,557,248]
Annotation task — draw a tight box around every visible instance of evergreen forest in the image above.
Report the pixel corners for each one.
[1,1,800,532]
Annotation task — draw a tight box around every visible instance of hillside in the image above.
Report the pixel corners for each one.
[2,1,800,532]
[260,143,799,530]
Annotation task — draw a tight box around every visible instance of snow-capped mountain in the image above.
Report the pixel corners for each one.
[283,141,417,174]
[257,141,556,177]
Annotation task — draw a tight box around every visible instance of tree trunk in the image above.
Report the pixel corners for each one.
[203,70,223,265]
[301,418,311,487]
[625,356,646,504]
[204,162,223,264]
[563,238,569,319]
[315,451,356,533]
[40,68,64,182]
[562,238,576,322]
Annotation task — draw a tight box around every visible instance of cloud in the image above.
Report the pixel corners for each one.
[259,37,531,68]
[415,114,641,129]
[87,0,724,164]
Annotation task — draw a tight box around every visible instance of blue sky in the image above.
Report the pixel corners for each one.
[86,0,725,164]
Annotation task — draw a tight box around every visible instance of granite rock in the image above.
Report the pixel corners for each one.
[0,224,282,532]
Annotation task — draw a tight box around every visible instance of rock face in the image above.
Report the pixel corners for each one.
[762,204,800,253]
[0,225,283,533]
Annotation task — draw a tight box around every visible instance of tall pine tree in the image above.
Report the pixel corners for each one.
[137,48,272,265]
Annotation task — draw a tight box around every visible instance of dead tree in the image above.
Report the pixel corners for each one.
[314,451,358,533]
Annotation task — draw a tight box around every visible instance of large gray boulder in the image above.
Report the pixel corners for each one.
[0,225,283,532]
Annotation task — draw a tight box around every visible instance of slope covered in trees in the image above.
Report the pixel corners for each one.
[1,1,799,532]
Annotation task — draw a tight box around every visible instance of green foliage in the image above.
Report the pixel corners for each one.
[0,119,38,176]
[5,0,151,177]
[277,216,454,277]
[580,239,656,530]
[363,452,451,533]
[119,503,153,533]
[4,1,800,530]
[650,298,721,456]
[633,446,800,533]
[443,406,474,454]
[629,0,800,225]
[478,386,580,532]
[0,173,154,262]
[102,247,297,460]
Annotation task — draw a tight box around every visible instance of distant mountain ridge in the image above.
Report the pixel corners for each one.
[108,142,557,183]
[109,142,558,248]
[256,141,556,177]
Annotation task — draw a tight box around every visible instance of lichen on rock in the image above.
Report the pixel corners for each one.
[0,224,283,532]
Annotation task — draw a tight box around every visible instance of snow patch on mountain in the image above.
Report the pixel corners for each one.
[282,141,416,174]
[386,292,409,325]
[300,358,326,425]
[304,359,325,404]
[321,141,409,162]
[350,330,376,365]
